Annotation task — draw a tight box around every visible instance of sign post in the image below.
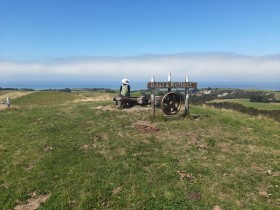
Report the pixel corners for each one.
[147,73,197,117]
[147,82,197,89]
[168,72,171,92]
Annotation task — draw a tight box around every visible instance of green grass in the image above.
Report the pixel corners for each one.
[209,98,280,110]
[0,92,279,209]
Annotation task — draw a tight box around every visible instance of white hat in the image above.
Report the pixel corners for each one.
[122,78,129,84]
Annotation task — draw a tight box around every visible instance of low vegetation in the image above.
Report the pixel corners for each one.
[191,89,279,104]
[12,91,84,107]
[0,91,13,96]
[208,99,280,111]
[0,91,279,209]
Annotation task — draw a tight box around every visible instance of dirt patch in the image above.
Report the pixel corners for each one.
[80,143,97,150]
[74,94,114,102]
[93,105,150,112]
[217,142,231,153]
[177,171,194,180]
[0,104,19,110]
[13,192,51,210]
[133,121,159,133]
[80,134,109,151]
[95,105,116,111]
[213,206,222,210]
[0,104,7,110]
[195,141,208,149]
[112,186,122,194]
[121,106,150,112]
[188,192,202,201]
[43,145,53,151]
[267,170,280,177]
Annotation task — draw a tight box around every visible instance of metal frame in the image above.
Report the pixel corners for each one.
[161,92,182,115]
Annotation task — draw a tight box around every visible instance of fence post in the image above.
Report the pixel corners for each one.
[185,74,189,115]
[6,97,10,108]
[151,76,155,117]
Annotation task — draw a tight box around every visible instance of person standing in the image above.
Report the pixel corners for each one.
[120,79,130,97]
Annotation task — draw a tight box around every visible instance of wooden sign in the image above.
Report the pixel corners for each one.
[147,82,197,89]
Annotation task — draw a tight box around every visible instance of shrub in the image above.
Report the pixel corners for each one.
[250,95,270,103]
[207,102,280,122]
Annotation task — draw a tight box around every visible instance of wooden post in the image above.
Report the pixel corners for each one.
[151,76,155,117]
[185,74,189,115]
[6,97,10,108]
[168,72,171,92]
[117,100,122,108]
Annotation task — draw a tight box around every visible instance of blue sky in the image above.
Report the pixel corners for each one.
[0,0,280,83]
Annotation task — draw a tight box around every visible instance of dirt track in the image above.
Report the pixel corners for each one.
[0,91,33,100]
[0,91,33,110]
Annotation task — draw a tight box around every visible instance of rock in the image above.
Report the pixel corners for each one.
[267,170,272,176]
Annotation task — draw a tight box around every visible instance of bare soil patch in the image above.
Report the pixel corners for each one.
[188,192,202,201]
[177,170,194,180]
[0,104,7,110]
[74,94,114,102]
[213,206,223,210]
[122,106,150,112]
[112,186,122,194]
[133,121,159,133]
[0,104,19,110]
[95,105,116,111]
[13,193,51,210]
[94,105,150,112]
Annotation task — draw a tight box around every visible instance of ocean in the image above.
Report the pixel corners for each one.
[0,81,279,91]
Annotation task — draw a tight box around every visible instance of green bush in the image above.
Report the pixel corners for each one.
[250,95,270,103]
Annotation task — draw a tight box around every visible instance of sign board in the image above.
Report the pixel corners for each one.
[147,82,197,89]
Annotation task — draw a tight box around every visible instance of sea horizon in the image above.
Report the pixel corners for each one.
[0,81,279,91]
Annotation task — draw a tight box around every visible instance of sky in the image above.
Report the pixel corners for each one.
[0,0,280,84]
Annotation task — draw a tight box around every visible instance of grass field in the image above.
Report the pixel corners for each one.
[0,91,279,209]
[208,98,280,110]
[0,91,13,96]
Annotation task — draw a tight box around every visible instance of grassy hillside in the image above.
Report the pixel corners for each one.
[12,91,84,107]
[275,92,280,100]
[0,91,13,96]
[0,92,279,209]
[208,98,280,110]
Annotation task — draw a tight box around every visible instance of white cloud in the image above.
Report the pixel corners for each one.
[0,53,279,83]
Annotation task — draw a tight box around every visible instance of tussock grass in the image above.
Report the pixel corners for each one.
[0,92,279,209]
[0,91,13,96]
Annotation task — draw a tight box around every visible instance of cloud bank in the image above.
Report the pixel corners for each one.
[1,53,279,83]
